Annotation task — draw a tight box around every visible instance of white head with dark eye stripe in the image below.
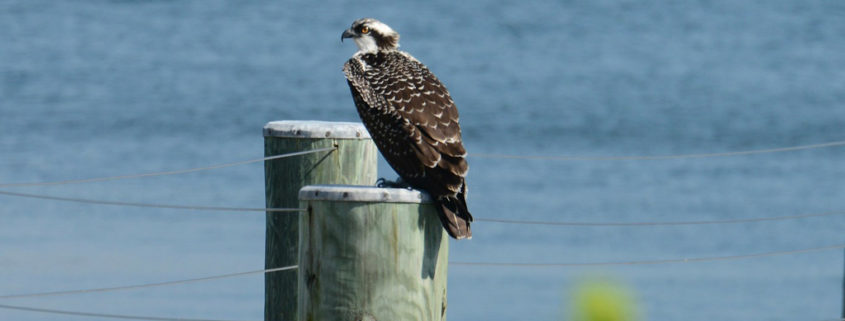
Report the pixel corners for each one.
[341,18,400,53]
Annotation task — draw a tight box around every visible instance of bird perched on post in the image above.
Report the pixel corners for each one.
[341,18,473,239]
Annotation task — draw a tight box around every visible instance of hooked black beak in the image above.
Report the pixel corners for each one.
[341,28,355,42]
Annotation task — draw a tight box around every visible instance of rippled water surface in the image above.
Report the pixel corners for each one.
[1,1,844,320]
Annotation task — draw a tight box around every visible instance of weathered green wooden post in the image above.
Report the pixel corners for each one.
[264,121,377,321]
[298,185,449,321]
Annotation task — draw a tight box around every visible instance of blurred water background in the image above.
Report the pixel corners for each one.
[1,1,844,320]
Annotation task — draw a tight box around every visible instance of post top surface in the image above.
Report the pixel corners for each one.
[299,185,433,204]
[263,120,371,139]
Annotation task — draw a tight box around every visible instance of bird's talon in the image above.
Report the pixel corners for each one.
[376,177,411,189]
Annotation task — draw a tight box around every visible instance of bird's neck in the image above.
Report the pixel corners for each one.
[354,49,398,59]
[353,37,399,53]
[353,36,380,53]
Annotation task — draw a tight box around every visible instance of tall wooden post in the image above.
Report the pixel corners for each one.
[264,121,377,321]
[298,185,449,321]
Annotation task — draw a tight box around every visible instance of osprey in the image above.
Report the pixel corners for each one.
[341,18,473,239]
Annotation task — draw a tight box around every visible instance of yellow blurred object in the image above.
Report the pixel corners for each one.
[570,277,639,321]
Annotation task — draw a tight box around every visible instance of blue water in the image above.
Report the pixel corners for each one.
[1,1,844,320]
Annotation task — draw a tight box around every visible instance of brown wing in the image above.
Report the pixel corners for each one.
[343,51,467,197]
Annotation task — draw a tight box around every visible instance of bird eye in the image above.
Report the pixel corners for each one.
[361,26,369,34]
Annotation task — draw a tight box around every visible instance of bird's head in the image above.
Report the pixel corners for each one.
[341,18,399,53]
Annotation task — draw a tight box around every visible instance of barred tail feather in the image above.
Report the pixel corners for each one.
[436,192,473,240]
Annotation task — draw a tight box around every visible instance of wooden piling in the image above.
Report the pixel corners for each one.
[264,121,377,321]
[298,185,449,321]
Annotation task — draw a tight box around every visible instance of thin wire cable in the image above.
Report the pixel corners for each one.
[2,187,841,223]
[0,303,255,321]
[0,190,304,213]
[450,243,845,267]
[2,244,840,300]
[469,139,845,161]
[475,210,845,227]
[0,147,336,188]
[0,265,297,299]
